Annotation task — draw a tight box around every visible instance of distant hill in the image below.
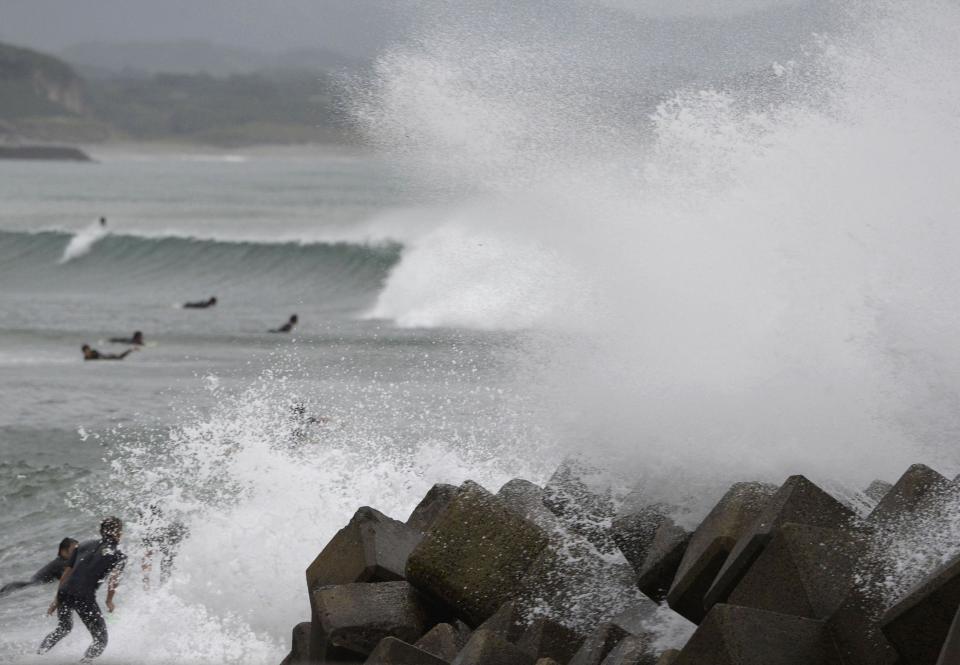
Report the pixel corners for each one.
[61,40,366,79]
[0,39,361,146]
[0,41,85,117]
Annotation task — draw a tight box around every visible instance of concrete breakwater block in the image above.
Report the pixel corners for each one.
[407,484,459,534]
[450,629,537,665]
[867,464,950,526]
[864,480,893,504]
[726,523,860,620]
[414,622,470,662]
[364,637,451,665]
[543,459,618,554]
[279,622,311,665]
[567,622,631,665]
[666,482,776,623]
[937,605,960,665]
[674,604,842,665]
[824,585,898,665]
[307,507,423,592]
[498,479,566,534]
[653,650,680,665]
[882,552,960,665]
[314,581,444,657]
[612,505,671,576]
[516,616,586,664]
[597,635,656,665]
[703,476,855,611]
[475,601,527,642]
[634,518,692,602]
[406,481,550,625]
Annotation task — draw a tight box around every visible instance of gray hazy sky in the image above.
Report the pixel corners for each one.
[0,0,806,57]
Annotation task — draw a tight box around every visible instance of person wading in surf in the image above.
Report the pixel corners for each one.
[0,538,78,596]
[38,517,126,662]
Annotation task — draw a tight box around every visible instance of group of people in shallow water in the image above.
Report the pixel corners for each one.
[80,294,300,361]
[1,508,186,662]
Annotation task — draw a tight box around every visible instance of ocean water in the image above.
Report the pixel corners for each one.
[5,0,960,662]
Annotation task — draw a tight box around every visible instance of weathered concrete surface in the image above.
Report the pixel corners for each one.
[306,507,425,658]
[516,617,585,664]
[867,464,950,526]
[598,635,656,665]
[450,629,536,665]
[703,476,855,611]
[278,622,311,665]
[611,505,670,575]
[653,650,679,665]
[726,523,860,619]
[406,484,458,534]
[406,481,549,625]
[674,604,842,665]
[937,604,960,665]
[414,623,468,662]
[307,507,422,592]
[635,518,691,602]
[363,637,450,665]
[824,585,899,665]
[666,482,776,623]
[881,552,960,665]
[543,459,618,554]
[314,581,443,656]
[498,479,564,533]
[863,480,893,504]
[517,542,658,634]
[535,659,561,665]
[567,622,630,665]
[475,601,527,642]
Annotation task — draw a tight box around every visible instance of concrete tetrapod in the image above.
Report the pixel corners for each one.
[405,481,549,625]
[406,484,459,534]
[937,604,960,665]
[450,629,536,665]
[598,635,656,665]
[725,522,861,619]
[634,518,692,602]
[674,604,842,665]
[414,622,470,662]
[516,616,586,664]
[702,476,855,612]
[866,463,950,526]
[306,507,424,658]
[313,581,444,657]
[567,622,631,665]
[363,637,450,665]
[881,552,960,665]
[666,482,776,623]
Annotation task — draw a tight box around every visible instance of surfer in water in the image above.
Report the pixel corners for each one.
[0,538,78,597]
[99,217,106,227]
[82,345,135,361]
[39,517,126,662]
[109,331,144,346]
[138,505,188,589]
[269,314,298,333]
[183,296,217,309]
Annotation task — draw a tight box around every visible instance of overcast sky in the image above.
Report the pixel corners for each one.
[0,0,807,57]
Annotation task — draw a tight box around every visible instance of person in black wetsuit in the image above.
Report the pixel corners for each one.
[269,314,298,333]
[82,344,135,361]
[109,331,144,345]
[39,517,126,662]
[183,296,217,309]
[138,504,188,589]
[0,538,78,596]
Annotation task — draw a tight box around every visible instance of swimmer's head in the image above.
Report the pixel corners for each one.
[132,331,144,344]
[100,517,123,544]
[58,538,78,558]
[290,314,298,323]
[81,344,91,352]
